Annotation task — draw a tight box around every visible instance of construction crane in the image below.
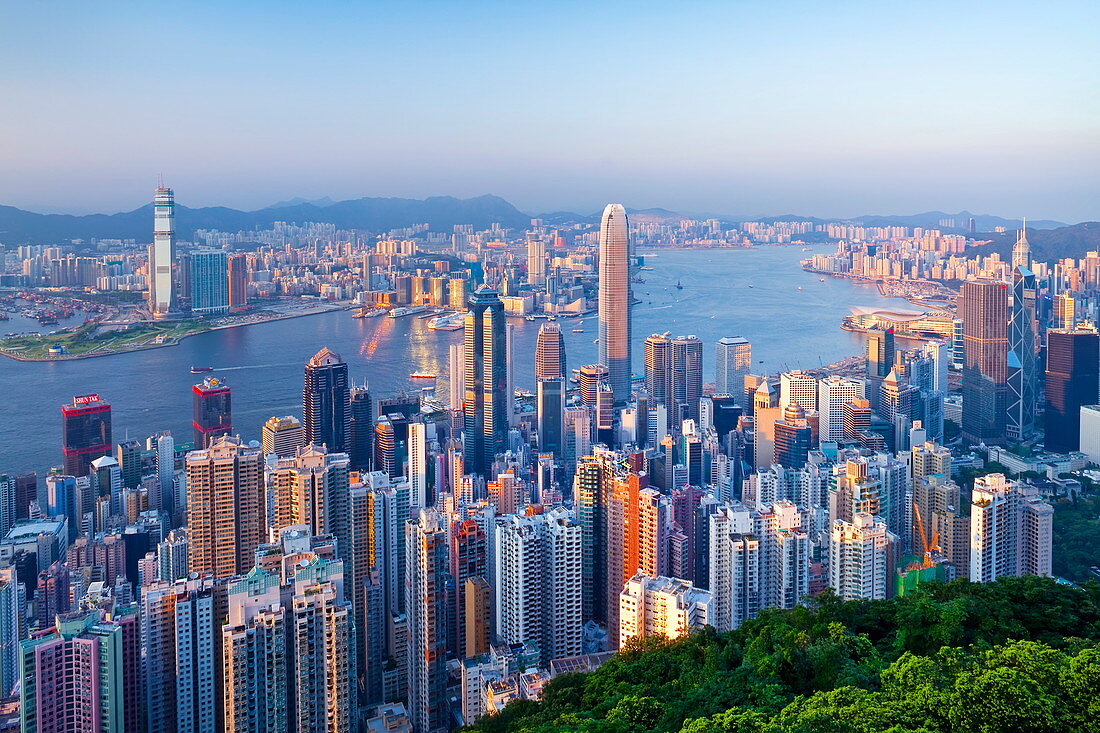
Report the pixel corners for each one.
[910,501,941,571]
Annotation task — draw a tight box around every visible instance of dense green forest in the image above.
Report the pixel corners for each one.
[470,576,1100,732]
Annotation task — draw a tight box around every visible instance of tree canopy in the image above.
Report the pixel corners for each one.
[468,576,1100,733]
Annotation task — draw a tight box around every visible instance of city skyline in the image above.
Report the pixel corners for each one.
[2,2,1098,221]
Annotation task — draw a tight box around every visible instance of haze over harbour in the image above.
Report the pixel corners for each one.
[0,245,893,475]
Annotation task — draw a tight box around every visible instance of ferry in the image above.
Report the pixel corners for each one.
[409,372,437,380]
[388,305,430,318]
[353,307,385,318]
[571,329,585,333]
[427,312,464,331]
[191,366,214,374]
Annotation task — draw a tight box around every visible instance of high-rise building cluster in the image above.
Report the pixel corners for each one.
[0,201,1081,733]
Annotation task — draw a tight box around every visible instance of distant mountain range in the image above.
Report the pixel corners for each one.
[967,221,1100,262]
[0,194,1078,246]
[0,195,532,244]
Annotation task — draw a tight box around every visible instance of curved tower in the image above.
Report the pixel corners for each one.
[598,203,631,401]
[534,322,567,381]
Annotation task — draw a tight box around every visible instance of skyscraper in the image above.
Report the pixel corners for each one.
[463,287,508,476]
[715,337,751,397]
[348,385,373,470]
[644,333,703,429]
[190,250,230,316]
[526,237,547,286]
[405,509,450,733]
[598,203,631,402]
[185,436,264,578]
[192,376,232,449]
[969,473,1053,582]
[829,513,894,601]
[227,253,248,311]
[303,347,351,453]
[534,322,567,381]
[817,376,865,443]
[618,573,711,648]
[494,507,582,664]
[262,415,305,458]
[150,186,177,317]
[537,378,565,458]
[959,281,1009,444]
[866,327,895,379]
[1007,234,1039,441]
[1044,328,1100,453]
[61,393,112,476]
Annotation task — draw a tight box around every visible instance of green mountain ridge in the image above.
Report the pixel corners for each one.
[470,576,1100,733]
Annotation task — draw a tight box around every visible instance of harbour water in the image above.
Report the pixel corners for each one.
[0,245,899,475]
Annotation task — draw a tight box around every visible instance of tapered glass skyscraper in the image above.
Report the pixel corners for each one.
[463,286,507,475]
[1007,226,1038,441]
[598,203,631,402]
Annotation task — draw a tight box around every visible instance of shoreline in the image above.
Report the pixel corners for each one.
[0,302,348,363]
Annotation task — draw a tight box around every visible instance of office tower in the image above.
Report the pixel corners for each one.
[505,322,517,428]
[969,474,1053,582]
[773,404,812,469]
[923,340,949,394]
[959,281,1009,444]
[348,386,373,470]
[141,576,227,733]
[829,513,895,600]
[89,455,123,519]
[0,566,24,698]
[19,608,140,733]
[598,203,631,401]
[408,421,428,510]
[61,393,112,476]
[537,378,565,457]
[448,343,465,410]
[191,376,232,449]
[879,368,918,452]
[185,436,264,578]
[261,415,305,458]
[190,250,230,315]
[578,363,609,407]
[1044,328,1100,452]
[303,347,351,453]
[150,186,177,317]
[563,405,593,469]
[818,376,865,443]
[1054,293,1076,330]
[270,444,351,541]
[534,322,566,380]
[618,573,710,648]
[645,333,704,428]
[463,287,508,475]
[715,337,751,397]
[779,370,817,413]
[449,519,487,658]
[527,237,547,286]
[154,433,176,514]
[494,507,582,664]
[866,327,895,378]
[227,253,248,310]
[405,509,450,733]
[1007,258,1039,440]
[594,383,616,445]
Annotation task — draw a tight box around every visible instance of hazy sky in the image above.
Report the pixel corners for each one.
[2,1,1098,221]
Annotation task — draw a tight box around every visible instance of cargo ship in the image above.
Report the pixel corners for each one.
[190,366,214,374]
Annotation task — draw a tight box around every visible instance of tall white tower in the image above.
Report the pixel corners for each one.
[151,186,177,317]
[598,203,631,401]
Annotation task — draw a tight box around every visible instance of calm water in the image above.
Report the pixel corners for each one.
[0,246,899,475]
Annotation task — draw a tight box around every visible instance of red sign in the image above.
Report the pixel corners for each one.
[73,394,101,405]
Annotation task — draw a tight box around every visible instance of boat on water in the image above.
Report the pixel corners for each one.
[427,312,464,331]
[571,328,584,333]
[410,372,437,380]
[819,278,826,282]
[675,280,683,290]
[191,366,214,374]
[797,286,803,290]
[352,307,385,318]
[388,305,430,318]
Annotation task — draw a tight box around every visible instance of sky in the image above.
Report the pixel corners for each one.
[2,1,1098,221]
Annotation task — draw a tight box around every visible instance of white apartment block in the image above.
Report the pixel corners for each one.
[618,573,711,648]
[829,513,895,601]
[817,376,865,443]
[969,473,1053,583]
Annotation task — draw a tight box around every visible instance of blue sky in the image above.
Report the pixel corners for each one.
[2,1,1098,221]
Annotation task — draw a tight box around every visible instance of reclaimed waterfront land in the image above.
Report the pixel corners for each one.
[0,300,346,361]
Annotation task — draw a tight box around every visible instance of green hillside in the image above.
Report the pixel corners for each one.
[469,576,1100,733]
